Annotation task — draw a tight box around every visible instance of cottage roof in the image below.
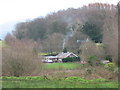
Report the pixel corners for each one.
[56,52,78,58]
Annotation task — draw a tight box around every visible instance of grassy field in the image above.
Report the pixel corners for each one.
[0,41,2,46]
[2,76,118,88]
[0,41,6,46]
[44,63,83,70]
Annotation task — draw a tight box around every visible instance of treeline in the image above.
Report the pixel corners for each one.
[10,3,117,53]
[13,3,116,41]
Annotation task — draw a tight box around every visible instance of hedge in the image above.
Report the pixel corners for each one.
[62,57,80,62]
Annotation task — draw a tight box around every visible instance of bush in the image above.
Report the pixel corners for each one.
[86,68,93,74]
[90,78,107,82]
[65,76,87,82]
[64,77,107,83]
[87,56,99,66]
[62,57,80,63]
[2,39,41,77]
[80,40,105,65]
[105,55,112,62]
[63,48,68,53]
[104,63,116,71]
[2,76,45,80]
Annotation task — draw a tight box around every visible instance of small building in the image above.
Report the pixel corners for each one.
[56,52,78,61]
[43,52,78,63]
[100,60,110,64]
[44,56,58,63]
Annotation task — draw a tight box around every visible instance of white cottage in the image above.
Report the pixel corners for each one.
[43,52,78,63]
[56,52,78,61]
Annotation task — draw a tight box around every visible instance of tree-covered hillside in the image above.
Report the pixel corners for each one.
[5,3,118,63]
[11,3,117,53]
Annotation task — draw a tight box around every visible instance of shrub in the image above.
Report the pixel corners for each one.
[104,63,116,71]
[105,55,112,62]
[87,56,96,66]
[65,76,87,83]
[62,57,80,63]
[90,78,107,83]
[2,76,45,80]
[63,48,68,53]
[80,40,105,65]
[2,39,42,77]
[113,67,119,74]
[86,68,93,74]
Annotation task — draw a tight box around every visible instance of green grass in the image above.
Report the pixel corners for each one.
[0,41,3,46]
[2,80,118,88]
[44,63,83,70]
[2,76,119,88]
[0,41,6,47]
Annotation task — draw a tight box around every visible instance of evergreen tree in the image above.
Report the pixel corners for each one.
[63,47,68,53]
[82,22,103,43]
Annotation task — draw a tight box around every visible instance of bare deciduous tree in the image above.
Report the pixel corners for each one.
[42,33,64,53]
[2,39,42,76]
[80,40,105,63]
[5,33,16,44]
[103,8,118,64]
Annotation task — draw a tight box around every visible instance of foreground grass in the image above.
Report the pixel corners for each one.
[44,63,83,70]
[2,76,118,88]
